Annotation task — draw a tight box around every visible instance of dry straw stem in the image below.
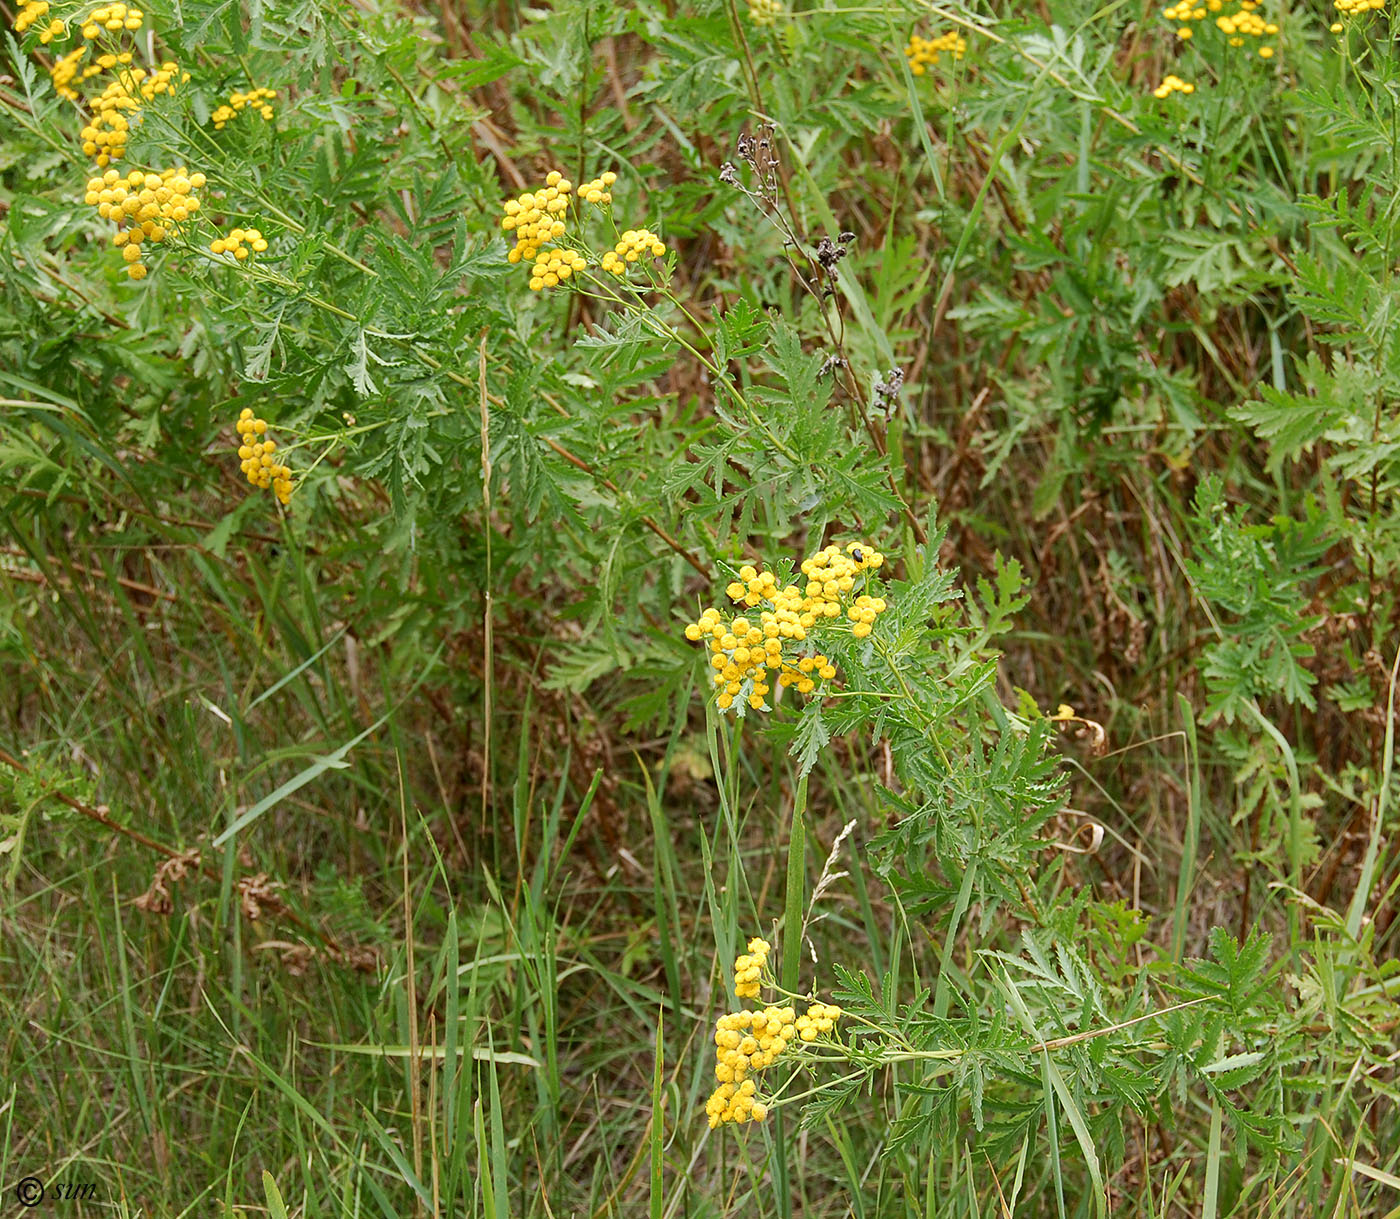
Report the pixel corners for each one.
[1,543,178,603]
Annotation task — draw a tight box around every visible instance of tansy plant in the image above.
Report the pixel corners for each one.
[1153,0,1283,96]
[11,0,278,280]
[6,0,1400,1208]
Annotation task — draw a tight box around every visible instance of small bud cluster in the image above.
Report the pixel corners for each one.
[683,542,888,713]
[529,247,587,291]
[599,228,667,275]
[1164,1,1204,22]
[579,171,617,206]
[212,86,277,130]
[905,30,968,74]
[1152,73,1196,97]
[51,47,97,100]
[796,1002,842,1042]
[86,167,205,279]
[704,938,843,1129]
[210,227,269,260]
[874,367,905,414]
[814,232,853,276]
[234,409,294,505]
[1215,5,1279,51]
[14,1,65,42]
[733,936,770,999]
[748,0,784,23]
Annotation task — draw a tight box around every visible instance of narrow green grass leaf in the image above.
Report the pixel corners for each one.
[649,1010,664,1219]
[261,1171,290,1219]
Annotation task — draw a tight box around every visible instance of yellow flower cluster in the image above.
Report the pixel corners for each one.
[80,3,143,38]
[210,227,269,260]
[579,171,617,206]
[1333,0,1383,14]
[748,0,783,23]
[733,936,770,999]
[80,63,188,165]
[798,543,888,636]
[683,542,887,713]
[706,1006,794,1125]
[50,46,101,100]
[704,939,843,1128]
[501,171,572,266]
[85,167,205,279]
[599,228,666,275]
[1165,0,1277,55]
[19,0,271,286]
[499,167,671,293]
[212,86,277,130]
[795,1002,842,1043]
[1152,73,1196,97]
[14,1,65,42]
[234,410,294,505]
[905,30,968,74]
[1215,5,1279,51]
[529,247,586,291]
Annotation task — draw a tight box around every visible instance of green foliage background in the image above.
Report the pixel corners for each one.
[2,0,1398,1214]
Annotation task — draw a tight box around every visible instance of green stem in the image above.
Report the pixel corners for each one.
[772,774,808,1219]
[781,774,809,994]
